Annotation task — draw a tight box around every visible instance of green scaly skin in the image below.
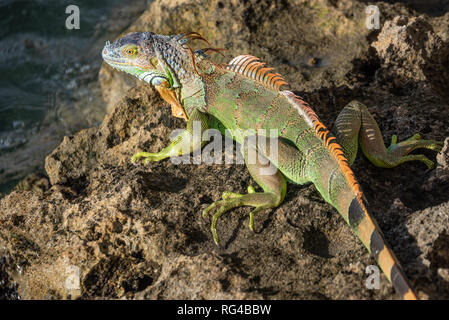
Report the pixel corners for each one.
[102,32,443,300]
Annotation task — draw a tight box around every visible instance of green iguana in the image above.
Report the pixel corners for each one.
[102,31,443,300]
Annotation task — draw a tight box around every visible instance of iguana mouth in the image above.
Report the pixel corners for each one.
[102,41,128,67]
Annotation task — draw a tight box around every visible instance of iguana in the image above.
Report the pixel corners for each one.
[102,31,443,300]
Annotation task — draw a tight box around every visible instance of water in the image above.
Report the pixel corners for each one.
[0,0,149,194]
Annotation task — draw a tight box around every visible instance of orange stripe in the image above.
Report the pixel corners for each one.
[186,46,200,76]
[377,247,395,278]
[403,290,418,300]
[282,91,362,198]
[274,80,288,90]
[257,67,274,82]
[239,56,258,74]
[224,55,289,90]
[357,215,376,247]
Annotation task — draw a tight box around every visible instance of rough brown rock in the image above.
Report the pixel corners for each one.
[372,15,449,97]
[1,0,449,300]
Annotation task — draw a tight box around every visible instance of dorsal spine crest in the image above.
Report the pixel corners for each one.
[282,91,362,199]
[226,55,288,91]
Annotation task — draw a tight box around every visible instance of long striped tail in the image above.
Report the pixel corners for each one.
[280,90,418,299]
[346,196,418,300]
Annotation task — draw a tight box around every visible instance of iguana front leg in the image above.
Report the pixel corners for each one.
[131,109,208,165]
[203,137,287,244]
[331,101,443,168]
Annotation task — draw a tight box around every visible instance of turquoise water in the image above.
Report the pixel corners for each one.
[0,0,140,193]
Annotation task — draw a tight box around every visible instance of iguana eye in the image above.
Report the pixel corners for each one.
[124,46,137,55]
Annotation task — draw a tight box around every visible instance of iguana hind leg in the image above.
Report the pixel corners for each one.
[331,100,443,169]
[203,139,287,244]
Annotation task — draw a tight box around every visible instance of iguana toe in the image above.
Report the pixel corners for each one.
[131,151,152,163]
[131,151,166,166]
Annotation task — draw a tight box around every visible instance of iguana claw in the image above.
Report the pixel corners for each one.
[203,197,242,245]
[367,132,444,170]
[203,185,267,245]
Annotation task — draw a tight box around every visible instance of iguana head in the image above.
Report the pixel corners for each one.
[102,32,203,89]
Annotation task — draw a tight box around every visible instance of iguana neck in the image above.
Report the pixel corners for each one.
[178,59,215,117]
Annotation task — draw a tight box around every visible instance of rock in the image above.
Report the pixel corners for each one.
[0,255,20,299]
[436,138,449,171]
[431,12,449,41]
